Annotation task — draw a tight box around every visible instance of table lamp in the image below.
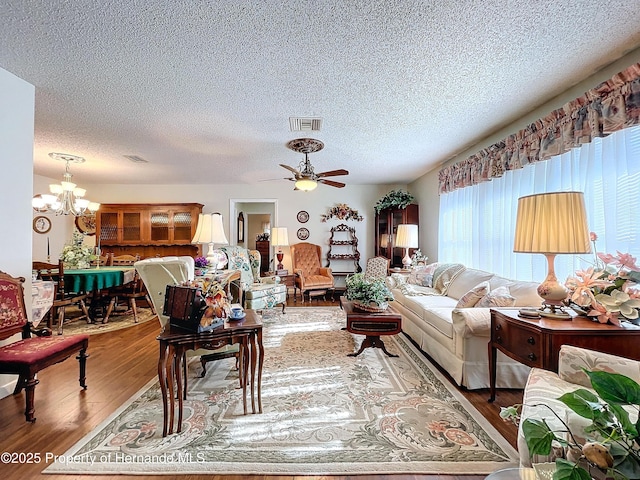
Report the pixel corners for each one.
[513,191,591,318]
[395,224,418,268]
[192,213,229,271]
[271,227,289,272]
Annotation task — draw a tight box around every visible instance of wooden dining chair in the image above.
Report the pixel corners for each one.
[0,270,89,422]
[32,260,91,335]
[91,253,112,266]
[103,254,154,322]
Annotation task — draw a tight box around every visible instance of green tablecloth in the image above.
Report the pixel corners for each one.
[64,266,135,292]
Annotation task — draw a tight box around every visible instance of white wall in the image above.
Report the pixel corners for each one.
[409,47,640,263]
[49,183,407,276]
[0,67,35,397]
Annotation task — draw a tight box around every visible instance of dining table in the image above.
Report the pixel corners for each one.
[31,279,55,328]
[64,266,136,322]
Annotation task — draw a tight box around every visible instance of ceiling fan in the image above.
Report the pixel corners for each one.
[280,138,349,191]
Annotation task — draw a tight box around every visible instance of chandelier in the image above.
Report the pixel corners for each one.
[32,153,100,216]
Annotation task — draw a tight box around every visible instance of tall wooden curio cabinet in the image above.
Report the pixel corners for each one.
[374,204,419,268]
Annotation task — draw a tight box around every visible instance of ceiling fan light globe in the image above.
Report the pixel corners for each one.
[295,178,318,191]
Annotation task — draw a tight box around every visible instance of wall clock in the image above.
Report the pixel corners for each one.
[297,210,309,223]
[75,214,97,236]
[33,216,52,234]
[297,227,310,240]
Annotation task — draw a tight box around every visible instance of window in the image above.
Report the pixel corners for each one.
[438,125,640,282]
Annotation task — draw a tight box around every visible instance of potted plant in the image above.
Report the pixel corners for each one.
[374,189,414,213]
[345,273,394,312]
[501,370,640,480]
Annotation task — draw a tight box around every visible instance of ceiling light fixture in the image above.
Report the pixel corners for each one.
[32,153,100,216]
[294,178,318,191]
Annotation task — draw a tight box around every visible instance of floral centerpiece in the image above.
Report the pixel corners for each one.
[60,231,95,269]
[345,273,394,312]
[374,189,414,213]
[564,233,640,326]
[321,203,364,222]
[194,256,209,275]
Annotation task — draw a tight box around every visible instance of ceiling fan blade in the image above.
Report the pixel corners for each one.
[318,179,346,188]
[259,177,294,182]
[317,169,349,178]
[279,163,300,175]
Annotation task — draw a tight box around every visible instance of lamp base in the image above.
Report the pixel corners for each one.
[276,251,284,271]
[402,249,412,269]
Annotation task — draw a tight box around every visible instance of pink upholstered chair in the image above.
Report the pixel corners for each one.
[290,242,334,301]
[0,270,89,422]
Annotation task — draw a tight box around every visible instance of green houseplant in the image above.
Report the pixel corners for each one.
[501,370,640,480]
[374,189,414,213]
[345,273,394,312]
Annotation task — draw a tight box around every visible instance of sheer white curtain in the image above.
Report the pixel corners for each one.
[438,125,640,283]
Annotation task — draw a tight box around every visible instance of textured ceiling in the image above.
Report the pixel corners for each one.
[2,1,640,187]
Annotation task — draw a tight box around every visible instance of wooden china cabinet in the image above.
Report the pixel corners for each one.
[96,203,203,258]
[374,204,419,268]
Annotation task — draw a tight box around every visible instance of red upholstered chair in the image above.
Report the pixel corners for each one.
[0,270,89,422]
[290,242,334,301]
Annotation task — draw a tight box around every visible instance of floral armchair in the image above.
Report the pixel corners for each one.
[220,246,286,313]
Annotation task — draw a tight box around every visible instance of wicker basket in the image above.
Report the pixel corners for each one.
[353,300,388,313]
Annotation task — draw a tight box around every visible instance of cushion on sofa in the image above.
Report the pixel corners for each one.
[476,285,516,307]
[488,277,542,307]
[446,268,495,300]
[432,263,466,294]
[455,281,490,308]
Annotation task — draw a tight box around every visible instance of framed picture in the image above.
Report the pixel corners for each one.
[75,214,97,236]
[237,212,244,243]
[33,215,51,234]
[297,210,309,223]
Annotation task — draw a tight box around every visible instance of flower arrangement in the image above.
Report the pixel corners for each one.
[374,189,414,213]
[564,233,640,326]
[194,256,209,268]
[321,203,364,222]
[501,370,640,480]
[60,231,95,269]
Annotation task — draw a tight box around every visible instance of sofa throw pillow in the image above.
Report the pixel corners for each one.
[476,285,516,308]
[432,263,466,295]
[455,281,490,308]
[386,273,408,290]
[407,266,434,287]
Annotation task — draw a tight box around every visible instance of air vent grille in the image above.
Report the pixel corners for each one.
[123,155,149,163]
[289,117,322,131]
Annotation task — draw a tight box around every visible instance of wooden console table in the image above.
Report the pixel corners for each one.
[340,297,402,357]
[488,308,640,402]
[157,310,263,436]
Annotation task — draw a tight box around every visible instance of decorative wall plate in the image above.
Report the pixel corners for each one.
[75,214,97,236]
[297,210,309,223]
[297,227,310,240]
[33,216,51,234]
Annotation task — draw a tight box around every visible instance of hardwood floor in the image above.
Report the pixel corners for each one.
[0,297,523,480]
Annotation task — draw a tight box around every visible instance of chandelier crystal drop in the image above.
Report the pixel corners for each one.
[32,153,100,216]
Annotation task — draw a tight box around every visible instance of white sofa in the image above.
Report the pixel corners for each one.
[388,263,543,390]
[518,344,640,466]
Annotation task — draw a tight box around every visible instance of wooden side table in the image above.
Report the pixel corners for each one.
[265,272,297,300]
[488,308,640,402]
[157,310,263,436]
[341,297,402,357]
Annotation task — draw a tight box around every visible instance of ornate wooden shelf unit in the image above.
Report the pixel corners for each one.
[96,203,203,259]
[326,223,362,277]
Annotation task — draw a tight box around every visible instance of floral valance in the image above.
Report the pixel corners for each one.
[438,63,640,194]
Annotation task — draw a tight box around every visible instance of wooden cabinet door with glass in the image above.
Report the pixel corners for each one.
[374,204,419,268]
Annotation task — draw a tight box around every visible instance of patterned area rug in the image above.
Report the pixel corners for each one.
[44,307,518,475]
[59,307,157,336]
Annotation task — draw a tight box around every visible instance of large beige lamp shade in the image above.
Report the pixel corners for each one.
[271,227,289,271]
[192,213,229,270]
[395,224,419,268]
[514,192,590,317]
